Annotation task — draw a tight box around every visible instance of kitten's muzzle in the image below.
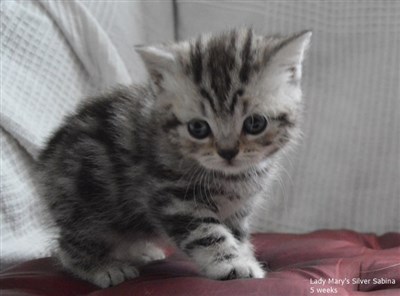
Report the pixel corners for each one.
[217,148,239,162]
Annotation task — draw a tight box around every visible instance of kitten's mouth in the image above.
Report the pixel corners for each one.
[203,159,252,175]
[222,162,246,174]
[198,154,270,176]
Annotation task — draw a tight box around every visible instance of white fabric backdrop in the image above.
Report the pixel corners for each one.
[1,0,93,264]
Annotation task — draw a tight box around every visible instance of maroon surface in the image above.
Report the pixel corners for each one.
[1,230,399,296]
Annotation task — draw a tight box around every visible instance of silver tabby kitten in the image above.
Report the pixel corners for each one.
[37,28,311,288]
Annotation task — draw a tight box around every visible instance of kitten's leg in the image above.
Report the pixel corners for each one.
[225,214,268,275]
[154,201,265,280]
[58,231,139,288]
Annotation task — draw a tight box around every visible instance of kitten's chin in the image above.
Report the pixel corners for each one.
[200,159,267,176]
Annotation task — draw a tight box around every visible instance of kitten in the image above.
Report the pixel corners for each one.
[37,28,311,288]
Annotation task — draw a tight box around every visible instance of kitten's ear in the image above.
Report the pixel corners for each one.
[268,31,312,83]
[135,45,176,90]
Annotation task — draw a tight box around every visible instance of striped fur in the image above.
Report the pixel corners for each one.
[37,28,311,287]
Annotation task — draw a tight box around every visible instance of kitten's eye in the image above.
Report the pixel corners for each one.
[243,114,267,135]
[188,119,211,139]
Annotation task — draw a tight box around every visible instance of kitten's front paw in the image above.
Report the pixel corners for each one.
[129,243,166,266]
[87,263,139,288]
[205,257,266,280]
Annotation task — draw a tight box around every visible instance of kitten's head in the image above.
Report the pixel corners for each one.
[137,28,311,175]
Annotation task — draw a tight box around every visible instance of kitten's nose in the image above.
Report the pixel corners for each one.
[217,148,239,161]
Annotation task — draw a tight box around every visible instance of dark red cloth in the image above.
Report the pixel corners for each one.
[1,230,399,296]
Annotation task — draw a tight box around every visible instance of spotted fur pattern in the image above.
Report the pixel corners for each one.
[37,28,311,287]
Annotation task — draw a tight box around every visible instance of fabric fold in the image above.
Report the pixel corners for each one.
[38,0,132,90]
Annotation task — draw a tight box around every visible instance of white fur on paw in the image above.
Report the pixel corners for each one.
[89,264,139,288]
[140,246,166,263]
[129,243,166,265]
[205,257,266,280]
